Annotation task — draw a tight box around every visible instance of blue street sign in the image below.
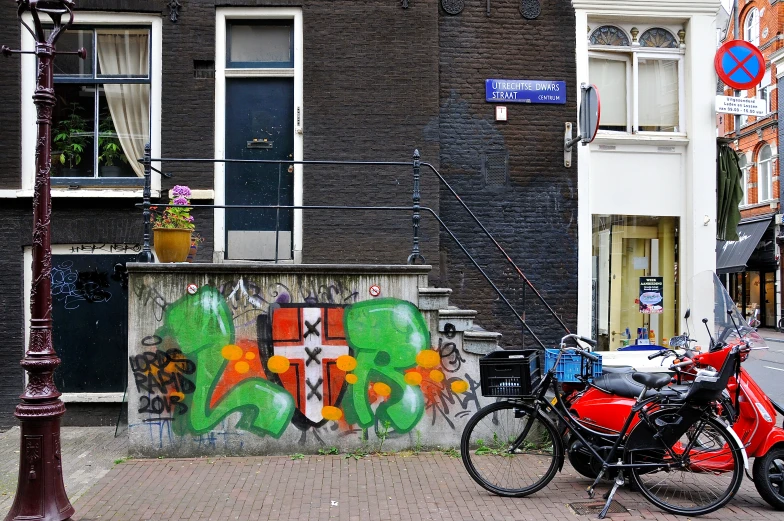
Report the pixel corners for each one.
[485,79,566,104]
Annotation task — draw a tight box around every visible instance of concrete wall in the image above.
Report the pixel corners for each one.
[127,264,488,456]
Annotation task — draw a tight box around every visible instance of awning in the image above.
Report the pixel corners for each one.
[716,218,771,274]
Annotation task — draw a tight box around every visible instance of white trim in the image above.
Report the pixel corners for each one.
[20,12,162,195]
[214,8,304,263]
[0,189,157,198]
[225,68,295,77]
[62,392,124,403]
[572,0,721,16]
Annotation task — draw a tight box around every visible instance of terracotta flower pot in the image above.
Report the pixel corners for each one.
[153,228,193,263]
[186,242,198,263]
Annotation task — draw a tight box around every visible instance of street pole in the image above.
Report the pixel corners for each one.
[1,2,81,520]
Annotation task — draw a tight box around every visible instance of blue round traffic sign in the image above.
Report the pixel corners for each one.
[715,40,765,90]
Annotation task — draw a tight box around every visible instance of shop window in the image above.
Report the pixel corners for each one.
[591,215,679,351]
[758,144,773,202]
[744,8,760,46]
[49,27,150,180]
[738,154,749,206]
[589,26,683,134]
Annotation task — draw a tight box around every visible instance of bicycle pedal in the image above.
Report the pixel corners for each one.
[586,486,595,499]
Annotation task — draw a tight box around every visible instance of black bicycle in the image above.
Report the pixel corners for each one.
[461,334,746,518]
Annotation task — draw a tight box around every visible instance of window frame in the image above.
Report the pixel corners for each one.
[49,25,152,184]
[757,144,774,202]
[588,52,632,132]
[20,12,162,196]
[744,8,760,46]
[738,154,750,207]
[589,47,685,135]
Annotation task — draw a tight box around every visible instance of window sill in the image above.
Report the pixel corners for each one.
[1,188,158,198]
[61,392,124,403]
[51,177,145,188]
[591,133,689,147]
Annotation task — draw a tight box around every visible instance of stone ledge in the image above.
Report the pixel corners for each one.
[127,263,433,275]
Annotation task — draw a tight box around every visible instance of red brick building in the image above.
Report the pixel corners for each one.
[718,0,781,328]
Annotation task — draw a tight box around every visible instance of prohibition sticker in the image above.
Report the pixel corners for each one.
[369,285,381,297]
[187,283,199,295]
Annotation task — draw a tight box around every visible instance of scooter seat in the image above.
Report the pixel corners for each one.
[591,372,687,399]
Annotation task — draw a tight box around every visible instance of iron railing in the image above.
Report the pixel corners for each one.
[137,145,571,348]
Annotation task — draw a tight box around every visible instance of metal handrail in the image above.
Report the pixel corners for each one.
[136,145,565,347]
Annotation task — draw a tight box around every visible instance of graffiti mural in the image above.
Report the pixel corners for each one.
[131,277,482,451]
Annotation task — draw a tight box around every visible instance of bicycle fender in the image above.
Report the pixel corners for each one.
[725,424,749,470]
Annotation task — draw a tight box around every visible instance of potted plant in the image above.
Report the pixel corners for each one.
[98,113,130,177]
[151,185,195,263]
[53,102,90,177]
[186,232,204,263]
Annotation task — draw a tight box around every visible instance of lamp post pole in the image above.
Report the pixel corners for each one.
[2,2,79,520]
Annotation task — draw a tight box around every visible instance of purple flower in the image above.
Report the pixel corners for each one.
[187,216,194,222]
[173,196,189,206]
[172,185,191,198]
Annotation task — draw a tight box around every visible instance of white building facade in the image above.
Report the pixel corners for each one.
[573,0,722,349]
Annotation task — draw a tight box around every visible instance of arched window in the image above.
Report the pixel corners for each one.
[744,8,760,46]
[758,144,773,202]
[639,28,678,48]
[589,26,630,46]
[738,154,749,206]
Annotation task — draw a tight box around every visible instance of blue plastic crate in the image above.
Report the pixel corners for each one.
[544,349,602,382]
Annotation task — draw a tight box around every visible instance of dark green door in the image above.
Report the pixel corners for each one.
[225,78,294,260]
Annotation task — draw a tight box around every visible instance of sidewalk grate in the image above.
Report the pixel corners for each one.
[568,500,628,516]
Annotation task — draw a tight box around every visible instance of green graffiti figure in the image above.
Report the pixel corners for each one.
[158,286,294,438]
[342,298,428,433]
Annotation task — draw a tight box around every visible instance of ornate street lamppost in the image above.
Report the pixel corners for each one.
[1,2,82,520]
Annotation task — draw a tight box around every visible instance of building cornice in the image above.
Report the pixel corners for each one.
[572,0,721,16]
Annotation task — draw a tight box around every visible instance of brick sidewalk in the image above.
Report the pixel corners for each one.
[70,453,782,521]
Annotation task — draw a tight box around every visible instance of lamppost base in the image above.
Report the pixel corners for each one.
[4,408,74,521]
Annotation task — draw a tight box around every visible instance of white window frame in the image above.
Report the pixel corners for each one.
[214,7,304,263]
[23,244,143,402]
[20,12,162,198]
[739,154,750,207]
[758,144,774,202]
[588,52,632,132]
[589,48,685,136]
[745,8,760,46]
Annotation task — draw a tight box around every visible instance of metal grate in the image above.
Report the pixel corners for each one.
[568,501,628,516]
[482,152,508,187]
[193,60,215,79]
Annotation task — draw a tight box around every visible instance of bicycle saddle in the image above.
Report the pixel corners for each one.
[633,372,673,390]
[591,372,685,399]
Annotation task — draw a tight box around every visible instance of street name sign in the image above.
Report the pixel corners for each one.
[716,95,768,116]
[486,79,566,104]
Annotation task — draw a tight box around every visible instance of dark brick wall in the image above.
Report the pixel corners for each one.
[437,1,578,348]
[0,14,21,189]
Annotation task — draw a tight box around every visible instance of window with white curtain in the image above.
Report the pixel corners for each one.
[49,27,151,179]
[738,154,749,206]
[744,8,760,46]
[758,144,773,202]
[757,70,772,114]
[589,26,683,134]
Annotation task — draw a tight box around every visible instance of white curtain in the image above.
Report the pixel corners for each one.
[638,59,679,131]
[589,57,628,128]
[97,30,150,177]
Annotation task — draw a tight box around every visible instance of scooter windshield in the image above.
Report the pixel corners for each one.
[692,270,768,354]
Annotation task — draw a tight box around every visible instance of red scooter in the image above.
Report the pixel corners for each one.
[564,272,784,510]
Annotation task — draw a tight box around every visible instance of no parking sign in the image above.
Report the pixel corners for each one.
[715,40,765,90]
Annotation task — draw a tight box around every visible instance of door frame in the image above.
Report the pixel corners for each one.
[214,7,304,263]
[23,244,141,403]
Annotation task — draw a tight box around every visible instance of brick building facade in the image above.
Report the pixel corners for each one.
[0,1,578,426]
[718,0,781,329]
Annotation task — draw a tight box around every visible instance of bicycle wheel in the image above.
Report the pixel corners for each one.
[461,401,561,497]
[628,414,743,516]
[778,317,784,334]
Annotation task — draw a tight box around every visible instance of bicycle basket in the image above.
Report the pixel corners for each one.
[479,349,541,397]
[544,349,602,382]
